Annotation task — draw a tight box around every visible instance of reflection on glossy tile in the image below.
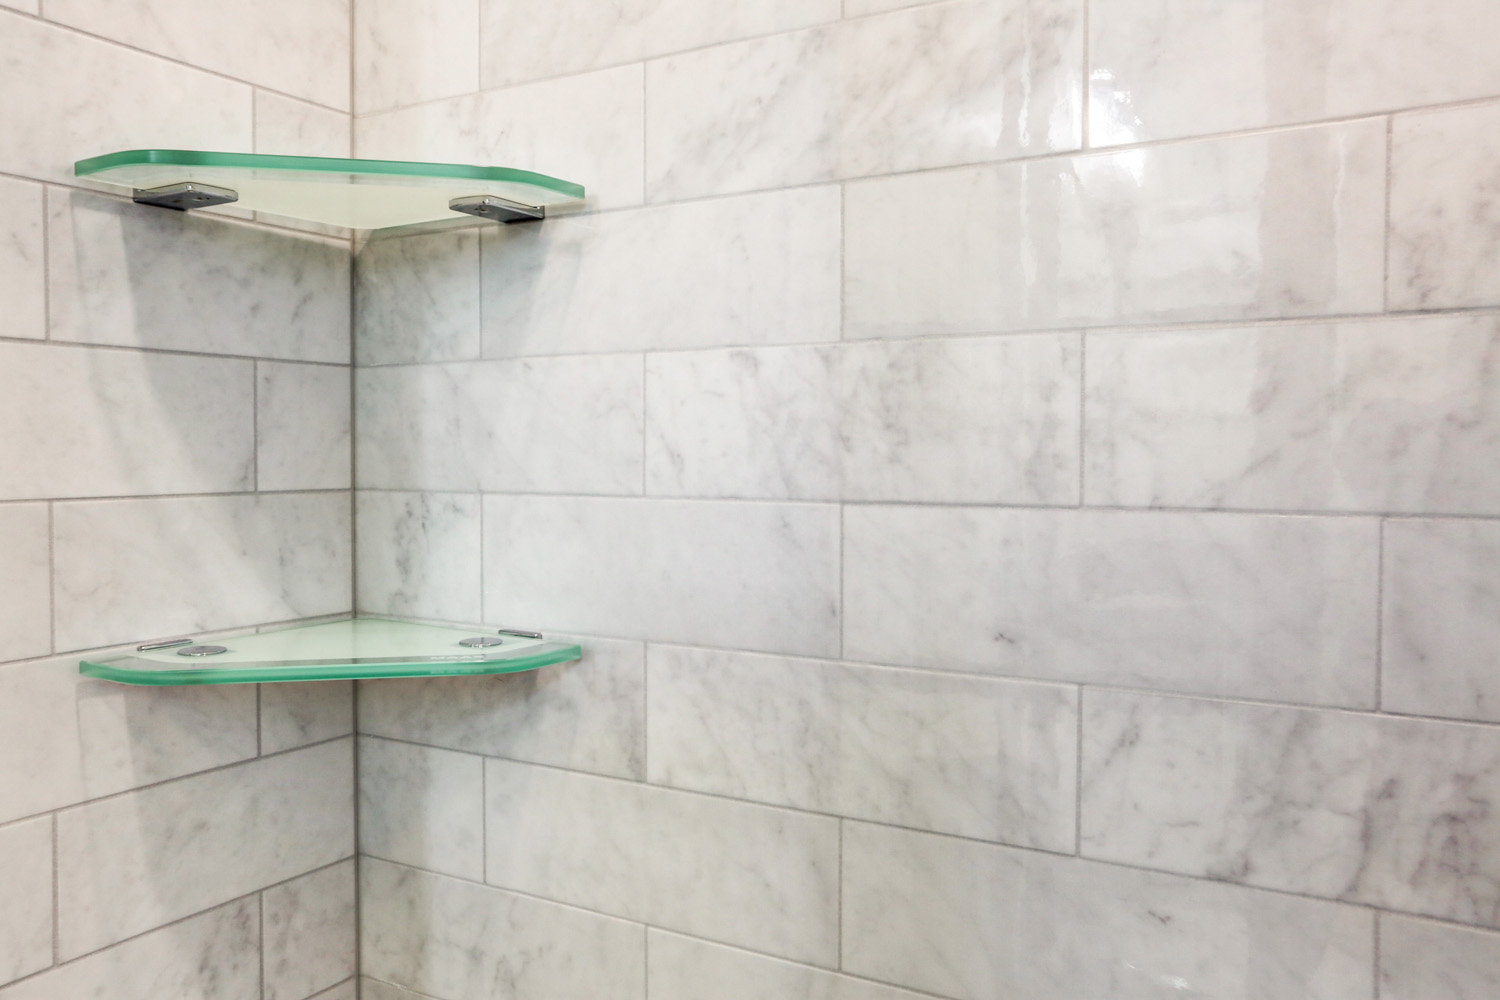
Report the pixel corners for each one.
[0,898,258,1000]
[0,505,50,664]
[0,817,51,987]
[480,186,840,358]
[0,343,254,501]
[260,681,354,755]
[263,861,356,1000]
[53,493,351,651]
[362,859,644,1000]
[356,231,481,366]
[844,505,1377,705]
[1390,103,1500,310]
[358,635,645,780]
[356,65,645,210]
[648,931,927,1000]
[56,739,353,958]
[485,759,839,964]
[258,362,352,492]
[1081,691,1500,926]
[48,190,350,363]
[846,121,1386,337]
[355,356,643,494]
[645,0,1083,200]
[842,821,1373,1000]
[1381,914,1500,1000]
[359,736,483,880]
[1089,0,1500,144]
[1085,316,1500,513]
[355,492,482,623]
[0,654,257,825]
[483,496,840,657]
[0,178,43,341]
[646,335,1081,503]
[357,0,478,113]
[648,645,1078,850]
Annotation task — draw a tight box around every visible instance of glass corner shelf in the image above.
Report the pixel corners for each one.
[79,618,582,686]
[74,149,586,231]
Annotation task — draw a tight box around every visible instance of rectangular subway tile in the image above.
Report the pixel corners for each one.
[53,493,351,652]
[647,931,928,1000]
[645,334,1081,503]
[356,0,478,113]
[354,492,482,623]
[56,738,353,958]
[357,635,645,780]
[0,178,43,341]
[845,120,1386,337]
[254,91,351,158]
[647,645,1078,851]
[1081,690,1500,927]
[259,681,355,755]
[0,898,258,1000]
[355,356,644,495]
[361,981,437,1000]
[359,737,484,880]
[0,504,50,663]
[257,362,352,492]
[1384,520,1500,723]
[483,496,840,658]
[480,186,841,358]
[361,858,645,1000]
[355,230,481,366]
[484,759,839,965]
[0,817,52,986]
[262,861,357,1000]
[841,821,1374,1000]
[1084,315,1500,514]
[844,505,1378,706]
[0,343,253,502]
[1381,913,1500,1000]
[645,0,1083,200]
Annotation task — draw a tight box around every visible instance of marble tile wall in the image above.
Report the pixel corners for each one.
[351,0,1500,997]
[0,3,355,997]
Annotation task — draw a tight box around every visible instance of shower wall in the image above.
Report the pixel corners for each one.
[0,4,357,999]
[352,1,1500,998]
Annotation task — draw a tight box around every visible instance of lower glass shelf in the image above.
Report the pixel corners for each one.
[79,618,581,686]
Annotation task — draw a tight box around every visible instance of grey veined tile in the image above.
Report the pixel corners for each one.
[0,504,50,664]
[355,229,481,366]
[258,362,352,492]
[0,817,51,987]
[1081,690,1500,927]
[648,931,928,1000]
[1381,914,1500,1000]
[354,491,482,624]
[0,178,44,341]
[263,861,357,1000]
[357,0,478,113]
[358,736,484,881]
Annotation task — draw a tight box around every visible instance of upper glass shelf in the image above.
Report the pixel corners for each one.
[75,149,586,231]
[79,617,582,686]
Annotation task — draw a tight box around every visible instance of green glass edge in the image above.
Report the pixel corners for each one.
[74,149,586,201]
[78,642,582,687]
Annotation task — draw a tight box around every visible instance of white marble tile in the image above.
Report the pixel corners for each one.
[362,858,645,1000]
[1381,914,1500,1000]
[648,931,927,1000]
[1085,316,1500,514]
[359,737,484,880]
[308,983,357,1000]
[845,0,942,13]
[646,334,1082,503]
[844,505,1378,706]
[355,356,643,494]
[1081,691,1500,927]
[358,634,645,780]
[356,0,478,113]
[0,13,251,186]
[0,178,44,341]
[0,343,254,501]
[48,189,350,363]
[258,362,352,492]
[846,121,1387,337]
[355,492,482,623]
[483,496,841,657]
[648,646,1078,851]
[356,65,645,211]
[255,91,352,158]
[263,861,357,1000]
[645,0,1083,200]
[480,186,840,358]
[0,817,51,986]
[0,653,257,825]
[361,981,437,1000]
[485,759,839,965]
[481,0,840,89]
[260,681,355,755]
[0,0,36,13]
[0,504,50,664]
[842,822,1374,1000]
[1390,103,1500,310]
[1384,520,1500,723]
[355,231,481,366]
[53,493,351,652]
[56,739,353,958]
[45,0,350,111]
[1089,0,1500,145]
[0,898,258,1000]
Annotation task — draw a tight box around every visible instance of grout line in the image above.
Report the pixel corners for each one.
[642,646,650,782]
[252,361,261,493]
[838,503,846,660]
[1375,519,1386,711]
[1373,912,1383,1000]
[256,684,264,757]
[641,354,648,496]
[836,819,844,970]
[1081,0,1091,149]
[352,684,364,988]
[40,183,51,341]
[50,812,59,967]
[46,501,56,655]
[1077,332,1087,506]
[1074,686,1085,855]
[257,891,265,1000]
[0,329,354,368]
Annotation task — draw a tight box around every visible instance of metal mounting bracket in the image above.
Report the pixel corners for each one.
[132,182,240,211]
[449,194,546,224]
